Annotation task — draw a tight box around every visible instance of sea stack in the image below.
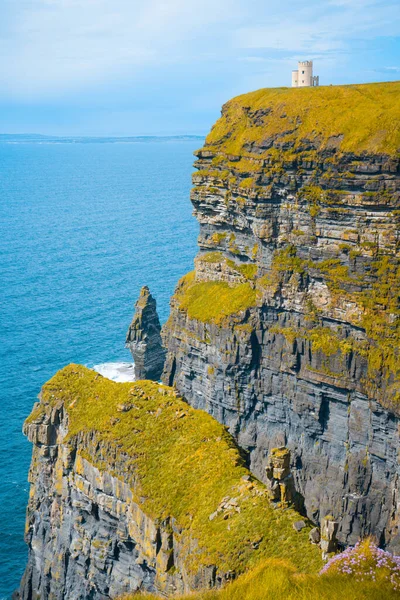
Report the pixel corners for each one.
[126,286,166,380]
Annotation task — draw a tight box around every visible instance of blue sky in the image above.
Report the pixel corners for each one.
[1,0,399,135]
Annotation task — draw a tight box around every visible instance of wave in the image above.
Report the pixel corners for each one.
[90,362,135,383]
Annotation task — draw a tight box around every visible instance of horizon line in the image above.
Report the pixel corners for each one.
[0,133,206,139]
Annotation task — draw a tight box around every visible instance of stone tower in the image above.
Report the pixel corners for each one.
[292,60,319,87]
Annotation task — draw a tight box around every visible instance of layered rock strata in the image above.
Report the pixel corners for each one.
[18,365,321,600]
[126,286,166,380]
[162,82,400,550]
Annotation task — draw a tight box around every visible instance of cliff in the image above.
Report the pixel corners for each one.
[162,82,400,549]
[18,365,321,600]
[18,82,400,600]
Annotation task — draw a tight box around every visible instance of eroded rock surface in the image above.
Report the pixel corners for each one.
[126,286,166,381]
[18,406,184,599]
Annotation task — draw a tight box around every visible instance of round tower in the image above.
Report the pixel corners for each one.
[297,60,313,87]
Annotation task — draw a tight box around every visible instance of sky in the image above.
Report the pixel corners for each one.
[1,0,399,136]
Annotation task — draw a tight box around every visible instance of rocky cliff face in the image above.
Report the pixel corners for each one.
[162,82,400,550]
[18,365,321,600]
[19,433,166,599]
[19,380,187,600]
[126,286,166,381]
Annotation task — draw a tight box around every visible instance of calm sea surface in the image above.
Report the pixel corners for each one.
[0,139,200,598]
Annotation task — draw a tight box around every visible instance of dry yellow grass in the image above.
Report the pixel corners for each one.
[121,556,399,600]
[206,81,400,156]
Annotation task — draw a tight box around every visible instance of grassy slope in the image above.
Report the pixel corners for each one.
[27,364,321,576]
[175,271,257,324]
[122,557,399,600]
[206,81,400,156]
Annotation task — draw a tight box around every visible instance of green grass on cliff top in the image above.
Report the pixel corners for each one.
[27,364,321,577]
[205,81,400,156]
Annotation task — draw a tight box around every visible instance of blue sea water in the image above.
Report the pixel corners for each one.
[0,139,200,599]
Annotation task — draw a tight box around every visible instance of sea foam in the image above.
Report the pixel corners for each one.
[90,362,136,382]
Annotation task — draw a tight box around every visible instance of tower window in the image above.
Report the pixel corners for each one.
[302,70,304,74]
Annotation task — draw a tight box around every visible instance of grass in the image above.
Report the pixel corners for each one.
[198,253,258,281]
[27,365,322,579]
[225,260,258,280]
[120,557,399,600]
[205,81,400,156]
[200,252,224,263]
[176,272,257,324]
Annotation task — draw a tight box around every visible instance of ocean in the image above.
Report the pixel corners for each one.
[0,138,200,598]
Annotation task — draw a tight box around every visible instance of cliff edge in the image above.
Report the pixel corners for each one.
[162,82,400,549]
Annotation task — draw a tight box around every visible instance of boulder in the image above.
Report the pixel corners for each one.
[293,520,306,532]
